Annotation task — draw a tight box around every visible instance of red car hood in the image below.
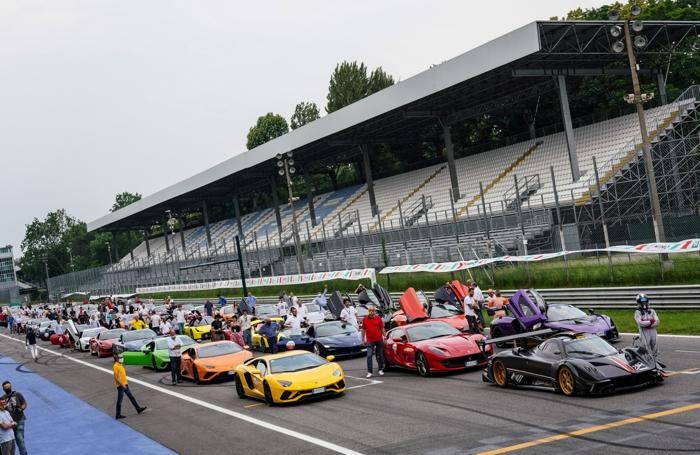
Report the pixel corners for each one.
[450,280,469,303]
[98,339,115,347]
[429,315,469,332]
[399,288,428,322]
[414,333,484,356]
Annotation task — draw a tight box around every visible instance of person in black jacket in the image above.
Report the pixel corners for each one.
[25,329,38,362]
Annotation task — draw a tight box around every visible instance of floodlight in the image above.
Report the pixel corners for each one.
[276,153,282,160]
[287,158,294,166]
[610,25,623,37]
[286,151,293,158]
[631,4,642,16]
[608,10,620,21]
[277,160,283,167]
[632,20,644,32]
[612,41,625,53]
[634,34,647,49]
[278,169,285,176]
[624,93,636,104]
[289,167,296,174]
[692,37,700,52]
[641,93,655,102]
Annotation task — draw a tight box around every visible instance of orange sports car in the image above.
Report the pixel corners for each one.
[180,341,253,384]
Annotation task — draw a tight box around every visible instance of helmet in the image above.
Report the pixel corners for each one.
[285,340,296,351]
[636,293,650,305]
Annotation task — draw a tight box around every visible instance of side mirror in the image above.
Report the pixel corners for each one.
[392,335,407,343]
[326,355,335,362]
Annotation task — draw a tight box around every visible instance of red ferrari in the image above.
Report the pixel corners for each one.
[392,286,472,332]
[384,320,491,376]
[89,329,126,357]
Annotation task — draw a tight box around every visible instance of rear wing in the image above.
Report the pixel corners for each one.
[478,328,557,351]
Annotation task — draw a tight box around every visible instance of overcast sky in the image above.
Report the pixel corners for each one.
[1,0,609,256]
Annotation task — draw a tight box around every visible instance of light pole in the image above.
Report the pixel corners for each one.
[165,210,177,256]
[609,7,667,259]
[276,152,305,273]
[67,246,77,291]
[107,243,113,265]
[44,257,51,303]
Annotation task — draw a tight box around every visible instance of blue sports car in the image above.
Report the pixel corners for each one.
[274,321,366,358]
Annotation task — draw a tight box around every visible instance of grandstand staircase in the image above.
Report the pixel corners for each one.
[311,185,368,237]
[370,165,446,231]
[574,109,682,206]
[455,142,542,217]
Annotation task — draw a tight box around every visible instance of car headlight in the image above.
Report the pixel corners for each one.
[429,346,448,356]
[323,344,331,349]
[278,380,293,387]
[203,364,216,369]
[533,323,542,330]
[333,369,342,377]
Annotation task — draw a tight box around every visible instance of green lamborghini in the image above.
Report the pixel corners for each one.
[122,335,196,370]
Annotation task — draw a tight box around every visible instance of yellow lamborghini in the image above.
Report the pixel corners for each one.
[234,350,346,405]
[250,317,285,351]
[184,316,214,341]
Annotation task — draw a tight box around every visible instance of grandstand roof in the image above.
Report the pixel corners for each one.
[88,20,700,232]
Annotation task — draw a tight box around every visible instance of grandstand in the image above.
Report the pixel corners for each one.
[46,20,700,296]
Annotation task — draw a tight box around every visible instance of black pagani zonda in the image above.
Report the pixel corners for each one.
[482,332,664,396]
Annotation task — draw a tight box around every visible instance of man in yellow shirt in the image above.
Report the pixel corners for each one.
[113,354,147,419]
[131,316,146,331]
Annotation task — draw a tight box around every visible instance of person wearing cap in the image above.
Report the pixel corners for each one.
[0,397,16,455]
[634,294,660,360]
[257,318,280,353]
[211,314,224,341]
[1,382,24,455]
[113,354,147,419]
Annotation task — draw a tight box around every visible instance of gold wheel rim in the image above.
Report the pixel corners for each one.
[559,368,574,395]
[493,362,506,385]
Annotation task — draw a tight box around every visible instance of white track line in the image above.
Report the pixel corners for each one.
[620,332,700,339]
[675,350,700,354]
[344,375,383,390]
[0,333,363,455]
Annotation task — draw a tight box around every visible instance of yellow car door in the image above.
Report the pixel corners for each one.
[248,359,268,399]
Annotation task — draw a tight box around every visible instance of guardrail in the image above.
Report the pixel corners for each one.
[171,284,700,309]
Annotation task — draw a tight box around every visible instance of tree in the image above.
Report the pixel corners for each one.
[290,101,320,130]
[246,113,289,150]
[325,61,395,114]
[111,191,142,212]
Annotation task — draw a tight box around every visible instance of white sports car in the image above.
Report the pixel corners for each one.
[78,327,108,351]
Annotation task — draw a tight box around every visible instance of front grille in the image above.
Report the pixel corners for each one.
[285,378,345,400]
[442,353,488,368]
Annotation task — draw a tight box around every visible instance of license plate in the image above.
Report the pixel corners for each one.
[361,348,367,352]
[312,387,325,394]
[227,371,236,376]
[465,360,478,367]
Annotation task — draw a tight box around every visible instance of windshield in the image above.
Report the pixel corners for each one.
[430,303,463,318]
[316,322,358,337]
[406,322,460,341]
[197,342,242,358]
[40,321,53,328]
[101,329,124,340]
[256,305,276,317]
[356,304,379,318]
[547,304,588,322]
[191,317,213,327]
[269,353,326,373]
[155,336,194,350]
[123,330,156,342]
[82,328,106,338]
[305,303,321,313]
[564,336,617,359]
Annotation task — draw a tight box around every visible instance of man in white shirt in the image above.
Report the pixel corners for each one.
[472,281,486,329]
[463,288,479,333]
[296,300,308,321]
[160,317,172,337]
[239,310,252,346]
[290,292,299,308]
[166,331,182,385]
[284,308,303,338]
[150,312,161,334]
[276,297,288,318]
[173,308,186,335]
[340,298,358,328]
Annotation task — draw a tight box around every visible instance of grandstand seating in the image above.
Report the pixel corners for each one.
[118,98,697,265]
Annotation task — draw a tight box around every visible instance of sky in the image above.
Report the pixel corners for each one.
[0,0,610,257]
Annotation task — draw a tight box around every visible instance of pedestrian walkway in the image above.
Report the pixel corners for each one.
[0,353,174,455]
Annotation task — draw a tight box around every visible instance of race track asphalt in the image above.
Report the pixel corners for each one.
[0,330,698,455]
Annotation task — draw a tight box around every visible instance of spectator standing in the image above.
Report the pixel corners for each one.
[150,312,161,335]
[257,318,280,353]
[173,307,186,335]
[229,325,246,348]
[160,317,172,339]
[463,288,479,333]
[0,397,16,455]
[471,281,486,329]
[276,297,288,319]
[239,310,252,347]
[284,308,303,339]
[112,354,146,419]
[25,328,38,362]
[217,294,227,308]
[166,330,182,385]
[634,294,661,361]
[245,292,257,315]
[204,300,214,317]
[361,307,385,378]
[210,314,224,341]
[2,381,25,455]
[340,299,358,328]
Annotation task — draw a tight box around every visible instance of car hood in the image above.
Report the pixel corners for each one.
[429,315,469,332]
[194,351,252,371]
[268,362,341,387]
[547,316,611,333]
[124,339,152,351]
[317,332,362,347]
[583,353,654,378]
[414,333,483,355]
[399,288,428,322]
[190,325,211,332]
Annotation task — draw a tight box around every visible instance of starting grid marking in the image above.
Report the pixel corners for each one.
[0,332,365,455]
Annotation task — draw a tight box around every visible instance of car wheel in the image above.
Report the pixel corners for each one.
[193,368,201,385]
[557,366,576,396]
[416,352,430,377]
[235,376,246,399]
[492,360,508,388]
[263,381,275,406]
[313,343,323,357]
[491,327,507,348]
[151,357,158,371]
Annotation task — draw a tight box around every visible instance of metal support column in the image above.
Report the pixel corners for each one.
[360,144,378,217]
[202,201,212,248]
[162,221,171,253]
[144,230,151,257]
[557,75,581,181]
[233,194,245,242]
[269,178,283,235]
[656,71,668,105]
[304,172,317,227]
[593,156,613,281]
[128,231,135,261]
[441,121,461,201]
[178,218,186,253]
